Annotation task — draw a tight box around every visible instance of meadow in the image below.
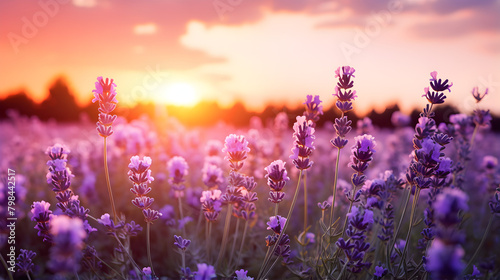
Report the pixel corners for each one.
[1,67,499,280]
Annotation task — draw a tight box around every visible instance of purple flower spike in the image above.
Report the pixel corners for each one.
[374,266,387,278]
[267,215,287,235]
[143,267,152,275]
[167,156,189,185]
[17,249,36,274]
[142,209,162,223]
[472,87,488,103]
[128,155,160,223]
[195,263,216,280]
[174,235,191,251]
[290,116,315,170]
[48,216,87,274]
[31,201,51,221]
[235,269,254,280]
[92,76,118,138]
[202,163,224,188]
[222,134,250,171]
[128,155,152,174]
[303,95,323,126]
[423,71,453,104]
[434,188,469,227]
[426,239,465,279]
[265,160,289,184]
[45,143,70,160]
[31,201,52,242]
[97,213,114,228]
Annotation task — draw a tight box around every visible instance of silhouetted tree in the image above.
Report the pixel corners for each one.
[366,104,400,128]
[38,77,80,122]
[0,91,38,118]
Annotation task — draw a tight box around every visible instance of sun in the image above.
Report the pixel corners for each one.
[158,83,199,106]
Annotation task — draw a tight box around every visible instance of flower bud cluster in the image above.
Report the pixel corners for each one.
[92,77,118,137]
[128,156,161,223]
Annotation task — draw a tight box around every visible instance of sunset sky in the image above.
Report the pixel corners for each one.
[1,0,499,116]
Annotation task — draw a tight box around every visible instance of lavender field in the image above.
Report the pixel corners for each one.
[1,68,500,280]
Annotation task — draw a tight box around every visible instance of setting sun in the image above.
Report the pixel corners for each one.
[158,82,199,106]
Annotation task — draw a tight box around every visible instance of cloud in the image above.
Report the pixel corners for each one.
[72,0,98,8]
[133,23,157,35]
[410,5,500,38]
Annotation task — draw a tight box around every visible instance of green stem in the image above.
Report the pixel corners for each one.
[329,148,342,232]
[0,253,13,280]
[229,218,241,268]
[304,170,308,234]
[236,219,250,267]
[340,183,359,239]
[215,204,233,267]
[463,214,495,274]
[146,222,156,277]
[103,137,118,224]
[181,250,186,271]
[258,169,303,280]
[396,187,421,277]
[207,221,213,264]
[178,196,186,237]
[470,123,479,148]
[261,256,281,280]
[389,184,411,257]
[94,254,127,280]
[336,259,348,280]
[26,273,32,280]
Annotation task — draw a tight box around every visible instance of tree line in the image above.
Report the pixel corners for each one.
[1,76,498,131]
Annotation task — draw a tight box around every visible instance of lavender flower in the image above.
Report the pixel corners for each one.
[97,213,122,234]
[426,188,469,280]
[267,215,287,235]
[373,265,388,280]
[333,66,357,114]
[426,239,465,279]
[45,144,94,234]
[349,134,376,187]
[168,156,189,185]
[290,116,315,170]
[202,163,224,188]
[123,220,143,237]
[357,117,373,134]
[391,111,411,127]
[265,160,289,203]
[433,188,469,227]
[48,215,87,274]
[143,267,152,280]
[194,263,216,280]
[201,189,223,222]
[473,109,492,128]
[422,71,453,105]
[92,76,118,137]
[16,249,36,274]
[174,235,191,251]
[128,156,161,223]
[472,87,488,103]
[168,156,189,198]
[336,206,373,273]
[482,155,498,172]
[303,95,323,126]
[222,134,250,171]
[235,269,254,280]
[31,201,53,242]
[45,144,74,211]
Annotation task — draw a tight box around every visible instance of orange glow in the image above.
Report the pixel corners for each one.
[156,83,200,107]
